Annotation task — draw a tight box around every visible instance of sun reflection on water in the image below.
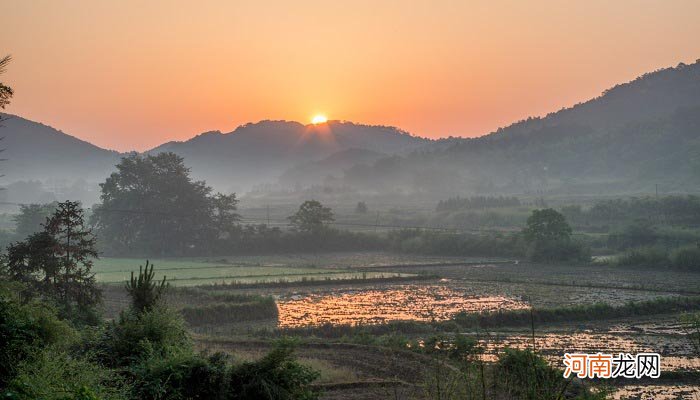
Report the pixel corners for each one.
[277,285,529,328]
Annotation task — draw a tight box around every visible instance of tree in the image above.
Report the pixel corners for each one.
[0,55,12,110]
[288,200,334,235]
[354,201,368,214]
[522,208,587,262]
[91,153,239,255]
[5,201,101,322]
[211,192,241,240]
[126,260,168,313]
[522,208,572,243]
[13,203,57,240]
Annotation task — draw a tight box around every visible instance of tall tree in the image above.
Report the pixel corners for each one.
[288,200,334,235]
[522,208,572,243]
[5,201,100,322]
[91,152,239,255]
[521,208,587,262]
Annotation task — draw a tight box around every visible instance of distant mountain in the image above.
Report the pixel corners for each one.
[342,60,700,195]
[3,59,699,202]
[0,114,120,183]
[149,120,430,192]
[278,148,388,186]
[0,116,429,198]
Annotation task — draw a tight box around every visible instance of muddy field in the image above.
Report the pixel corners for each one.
[277,285,529,327]
[100,252,700,399]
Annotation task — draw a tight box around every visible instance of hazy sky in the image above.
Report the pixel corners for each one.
[4,0,700,151]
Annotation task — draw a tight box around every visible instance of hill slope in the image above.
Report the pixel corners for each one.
[278,148,388,187]
[0,114,120,183]
[342,60,700,196]
[149,120,430,191]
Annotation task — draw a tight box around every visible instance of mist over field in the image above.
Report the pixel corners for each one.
[2,60,700,210]
[2,2,700,399]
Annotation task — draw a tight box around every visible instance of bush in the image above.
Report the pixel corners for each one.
[129,349,229,400]
[228,341,319,400]
[526,238,590,263]
[671,246,700,271]
[607,222,658,250]
[98,306,190,368]
[388,229,525,257]
[613,246,669,267]
[3,349,128,400]
[495,349,602,400]
[0,290,76,386]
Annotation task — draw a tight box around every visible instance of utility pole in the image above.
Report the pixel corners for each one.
[266,205,270,225]
[374,212,380,233]
[655,183,659,198]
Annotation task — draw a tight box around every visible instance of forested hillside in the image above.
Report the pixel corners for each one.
[343,61,700,195]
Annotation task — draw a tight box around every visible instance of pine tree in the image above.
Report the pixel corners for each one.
[6,201,101,322]
[125,260,168,313]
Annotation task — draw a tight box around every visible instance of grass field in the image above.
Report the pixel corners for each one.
[94,255,412,286]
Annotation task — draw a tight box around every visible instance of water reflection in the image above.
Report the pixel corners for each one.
[277,285,529,327]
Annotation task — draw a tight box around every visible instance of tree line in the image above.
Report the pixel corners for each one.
[436,196,521,212]
[5,150,589,262]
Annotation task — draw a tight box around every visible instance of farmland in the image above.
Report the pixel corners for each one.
[97,251,700,399]
[94,256,409,286]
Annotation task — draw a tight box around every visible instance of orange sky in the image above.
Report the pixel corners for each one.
[4,0,700,151]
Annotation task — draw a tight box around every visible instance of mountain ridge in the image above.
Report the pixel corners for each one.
[2,59,699,198]
[339,60,700,195]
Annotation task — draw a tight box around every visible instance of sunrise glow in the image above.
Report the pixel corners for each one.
[4,1,700,151]
[311,115,328,125]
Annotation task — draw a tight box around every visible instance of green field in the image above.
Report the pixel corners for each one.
[93,256,408,286]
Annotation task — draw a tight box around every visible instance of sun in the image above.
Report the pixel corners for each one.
[311,114,328,124]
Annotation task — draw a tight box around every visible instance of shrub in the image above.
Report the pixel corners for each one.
[129,349,229,400]
[98,306,190,368]
[526,238,590,263]
[126,260,168,313]
[495,349,602,400]
[0,291,76,386]
[613,246,669,267]
[387,229,525,257]
[228,341,319,400]
[607,222,658,250]
[670,246,700,271]
[3,349,128,400]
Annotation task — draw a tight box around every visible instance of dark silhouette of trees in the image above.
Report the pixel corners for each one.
[12,203,57,239]
[5,201,100,323]
[522,208,588,262]
[522,208,572,243]
[0,55,12,110]
[288,200,334,235]
[354,201,368,214]
[436,196,521,212]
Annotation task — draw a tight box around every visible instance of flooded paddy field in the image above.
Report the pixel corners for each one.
[477,331,699,371]
[99,253,700,399]
[378,262,700,294]
[611,384,700,400]
[271,280,685,327]
[277,285,529,327]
